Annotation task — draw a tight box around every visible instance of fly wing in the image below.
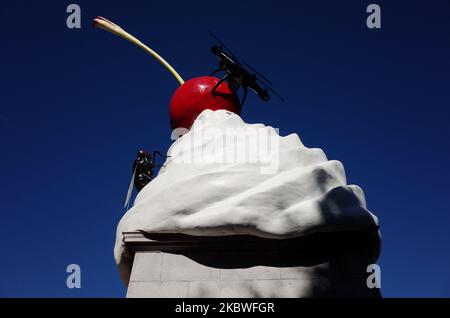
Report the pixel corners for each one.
[124,167,137,210]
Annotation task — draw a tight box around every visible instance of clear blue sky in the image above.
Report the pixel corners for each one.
[1,0,449,297]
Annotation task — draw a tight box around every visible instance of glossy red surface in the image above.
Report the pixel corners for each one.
[169,76,241,130]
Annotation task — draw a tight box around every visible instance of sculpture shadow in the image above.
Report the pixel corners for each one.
[140,229,379,272]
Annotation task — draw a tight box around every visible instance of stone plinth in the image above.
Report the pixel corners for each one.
[123,230,381,298]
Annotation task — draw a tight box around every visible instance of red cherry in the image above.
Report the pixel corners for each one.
[169,76,241,130]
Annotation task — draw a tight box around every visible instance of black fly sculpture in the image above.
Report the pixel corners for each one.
[209,31,284,106]
[132,150,168,191]
[124,150,168,210]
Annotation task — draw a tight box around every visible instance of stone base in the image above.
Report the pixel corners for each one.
[123,231,381,298]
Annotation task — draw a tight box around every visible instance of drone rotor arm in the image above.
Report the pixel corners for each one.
[211,74,230,96]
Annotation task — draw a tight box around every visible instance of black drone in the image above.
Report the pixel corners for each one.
[209,31,284,106]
